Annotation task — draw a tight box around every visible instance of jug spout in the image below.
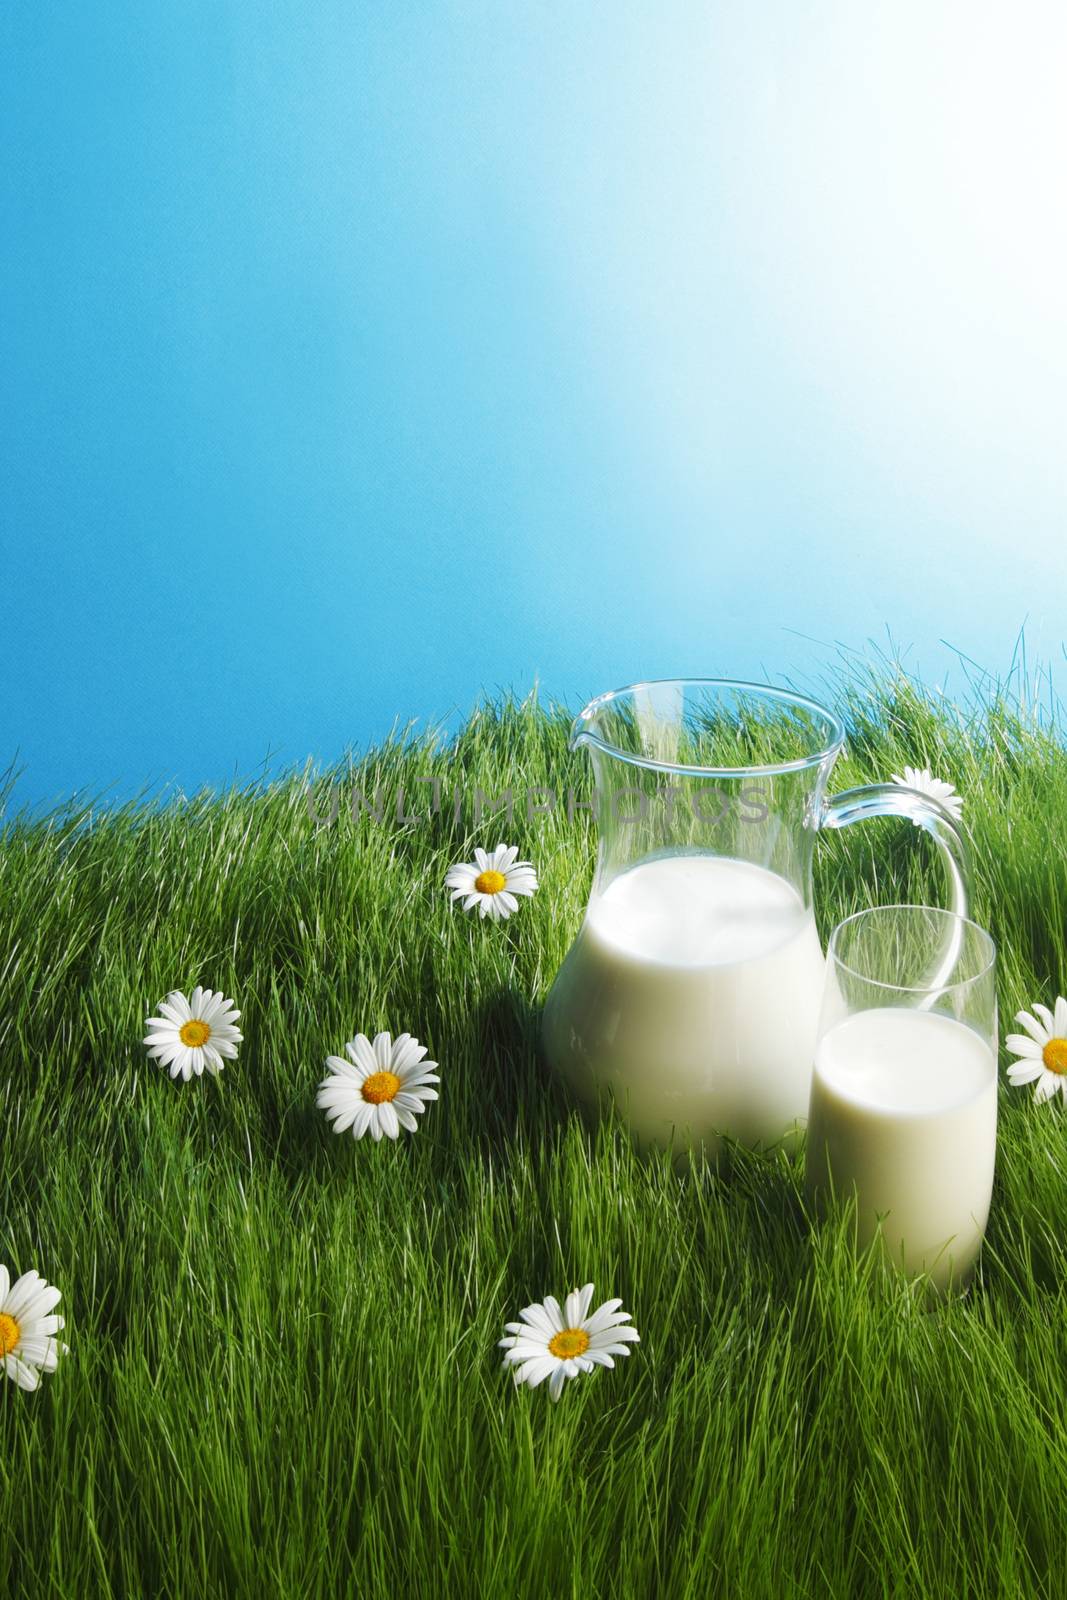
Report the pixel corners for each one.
[568,691,616,755]
[568,719,596,755]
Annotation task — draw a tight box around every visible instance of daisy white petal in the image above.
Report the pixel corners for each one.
[17,1336,56,1365]
[504,1339,551,1360]
[592,1328,641,1348]
[1005,1035,1043,1059]
[394,1043,430,1075]
[399,1083,439,1103]
[348,1035,379,1075]
[396,1055,439,1080]
[351,1103,375,1137]
[1014,1010,1051,1047]
[519,1357,557,1390]
[394,1091,432,1112]
[587,1312,638,1337]
[13,1283,62,1323]
[4,1274,46,1321]
[518,1303,555,1334]
[391,1043,428,1068]
[543,1296,564,1331]
[890,765,964,822]
[583,1297,624,1332]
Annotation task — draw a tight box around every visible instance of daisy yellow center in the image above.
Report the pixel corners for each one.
[548,1327,590,1360]
[0,1312,19,1357]
[474,869,507,895]
[179,1019,212,1048]
[1042,1038,1067,1075]
[362,1070,401,1104]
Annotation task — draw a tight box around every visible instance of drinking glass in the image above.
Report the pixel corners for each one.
[805,905,998,1291]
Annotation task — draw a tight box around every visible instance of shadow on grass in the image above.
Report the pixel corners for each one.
[466,983,815,1299]
[459,986,571,1157]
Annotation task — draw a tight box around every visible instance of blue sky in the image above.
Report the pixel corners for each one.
[3,3,1065,809]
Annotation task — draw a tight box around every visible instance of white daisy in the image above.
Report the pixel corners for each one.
[446,844,538,921]
[317,1031,440,1141]
[0,1266,67,1392]
[1006,997,1067,1105]
[143,986,243,1081]
[499,1283,639,1401]
[890,764,964,822]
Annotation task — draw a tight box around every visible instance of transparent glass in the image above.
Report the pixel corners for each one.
[542,679,971,1153]
[806,906,997,1292]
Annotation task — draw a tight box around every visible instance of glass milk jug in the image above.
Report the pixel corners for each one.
[542,679,969,1153]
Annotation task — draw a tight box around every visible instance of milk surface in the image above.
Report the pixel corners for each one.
[806,1007,997,1289]
[542,855,825,1150]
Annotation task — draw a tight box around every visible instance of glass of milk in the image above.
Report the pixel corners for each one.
[805,905,998,1292]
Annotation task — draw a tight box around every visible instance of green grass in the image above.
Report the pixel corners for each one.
[3,666,1067,1599]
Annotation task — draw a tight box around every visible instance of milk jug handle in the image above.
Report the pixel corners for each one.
[818,783,970,921]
